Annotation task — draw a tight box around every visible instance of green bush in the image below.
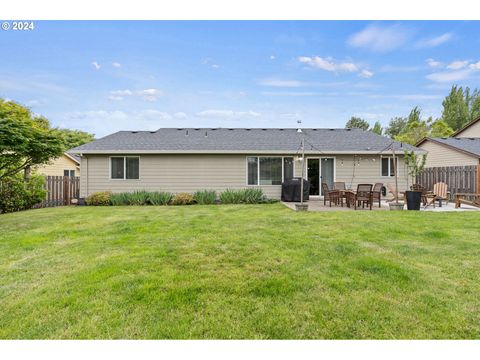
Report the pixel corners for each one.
[219,188,267,204]
[86,191,111,206]
[0,174,46,213]
[242,188,267,204]
[109,192,130,206]
[147,191,173,205]
[193,190,217,204]
[171,192,194,205]
[127,190,150,205]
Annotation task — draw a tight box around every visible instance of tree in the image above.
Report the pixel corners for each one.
[345,116,370,130]
[385,117,407,138]
[441,85,480,131]
[430,119,454,138]
[0,99,64,180]
[394,107,429,145]
[371,121,383,135]
[54,128,95,150]
[404,150,427,186]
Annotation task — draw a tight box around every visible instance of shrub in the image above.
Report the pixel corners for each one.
[127,190,150,205]
[219,188,267,204]
[0,175,46,213]
[171,192,194,205]
[242,188,267,204]
[219,189,244,204]
[110,192,130,206]
[86,191,111,206]
[193,190,217,204]
[148,191,173,205]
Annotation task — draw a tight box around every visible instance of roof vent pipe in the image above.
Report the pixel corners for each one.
[185,130,189,136]
[205,131,208,137]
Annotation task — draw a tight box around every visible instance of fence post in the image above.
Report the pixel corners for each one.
[63,176,70,205]
[477,165,480,194]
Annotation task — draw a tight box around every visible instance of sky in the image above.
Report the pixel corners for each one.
[1,20,480,137]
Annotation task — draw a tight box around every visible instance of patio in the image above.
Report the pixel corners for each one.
[282,199,480,212]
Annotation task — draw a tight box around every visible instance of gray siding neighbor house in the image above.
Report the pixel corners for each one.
[70,128,422,199]
[416,116,480,168]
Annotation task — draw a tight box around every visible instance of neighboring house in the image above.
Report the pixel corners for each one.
[416,116,480,167]
[36,152,81,177]
[70,128,422,199]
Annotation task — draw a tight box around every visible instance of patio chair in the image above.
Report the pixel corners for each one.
[321,182,341,207]
[425,182,450,208]
[386,183,404,203]
[455,193,480,208]
[353,183,373,210]
[333,182,346,190]
[371,182,383,208]
[411,183,428,206]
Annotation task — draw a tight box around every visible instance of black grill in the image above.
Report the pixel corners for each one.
[281,178,310,202]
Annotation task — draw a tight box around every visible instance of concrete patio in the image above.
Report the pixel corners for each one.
[282,199,480,212]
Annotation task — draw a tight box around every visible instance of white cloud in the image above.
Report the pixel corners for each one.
[270,55,276,60]
[426,58,443,68]
[91,61,101,70]
[112,62,122,68]
[174,112,188,120]
[426,69,474,83]
[359,69,374,78]
[415,33,453,48]
[259,79,306,87]
[137,88,163,101]
[211,64,220,69]
[347,24,409,52]
[469,61,480,70]
[447,60,469,70]
[196,110,261,119]
[108,88,163,102]
[298,56,358,72]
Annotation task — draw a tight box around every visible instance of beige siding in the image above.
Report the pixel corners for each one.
[36,155,80,177]
[456,121,480,137]
[81,153,410,199]
[417,140,479,167]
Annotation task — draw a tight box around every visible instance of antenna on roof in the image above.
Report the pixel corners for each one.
[296,119,302,133]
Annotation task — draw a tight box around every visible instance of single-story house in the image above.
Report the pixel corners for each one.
[416,116,480,167]
[70,128,422,200]
[35,152,81,177]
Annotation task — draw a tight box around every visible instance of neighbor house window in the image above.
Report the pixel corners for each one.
[64,170,75,177]
[247,156,294,185]
[381,157,397,177]
[111,156,139,180]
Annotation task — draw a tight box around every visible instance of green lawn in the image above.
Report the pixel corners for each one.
[0,204,479,339]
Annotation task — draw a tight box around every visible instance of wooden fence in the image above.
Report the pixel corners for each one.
[416,165,479,198]
[37,176,80,208]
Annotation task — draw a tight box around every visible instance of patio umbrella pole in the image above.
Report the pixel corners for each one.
[300,137,305,205]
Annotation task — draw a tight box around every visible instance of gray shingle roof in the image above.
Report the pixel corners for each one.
[70,128,420,154]
[431,137,480,157]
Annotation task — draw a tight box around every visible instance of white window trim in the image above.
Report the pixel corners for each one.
[109,156,141,181]
[306,157,337,196]
[245,156,296,186]
[380,155,397,177]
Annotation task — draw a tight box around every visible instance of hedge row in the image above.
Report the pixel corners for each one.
[86,189,278,206]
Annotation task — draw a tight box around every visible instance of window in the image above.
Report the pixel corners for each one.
[111,156,139,180]
[247,157,258,185]
[64,170,75,177]
[381,157,397,177]
[247,156,294,185]
[283,157,294,181]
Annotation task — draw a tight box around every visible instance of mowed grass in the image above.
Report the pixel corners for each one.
[0,204,479,339]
